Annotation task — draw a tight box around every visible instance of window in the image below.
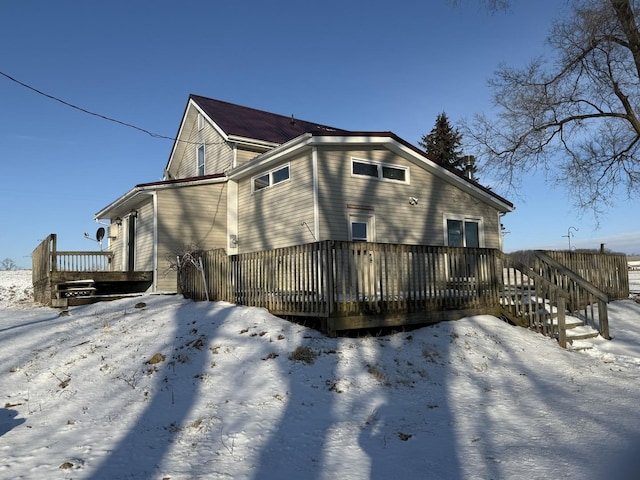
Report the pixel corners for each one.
[197,145,205,176]
[382,165,406,182]
[254,173,270,191]
[351,221,368,241]
[349,214,375,241]
[197,113,204,131]
[351,158,409,184]
[252,164,290,192]
[352,161,378,178]
[445,215,482,247]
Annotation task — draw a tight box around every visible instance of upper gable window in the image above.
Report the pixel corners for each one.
[197,113,205,131]
[352,158,409,184]
[252,164,290,192]
[197,145,205,176]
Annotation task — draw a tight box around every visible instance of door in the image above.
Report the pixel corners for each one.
[127,213,136,272]
[347,214,378,308]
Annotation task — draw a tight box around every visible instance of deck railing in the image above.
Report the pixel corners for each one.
[539,250,628,300]
[54,251,113,272]
[31,234,114,305]
[500,256,570,347]
[179,241,618,343]
[530,251,610,339]
[179,241,505,327]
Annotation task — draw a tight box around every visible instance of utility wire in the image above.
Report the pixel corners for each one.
[0,69,224,146]
[0,70,175,140]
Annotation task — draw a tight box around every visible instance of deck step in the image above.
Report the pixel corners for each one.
[566,325,600,341]
[56,279,96,299]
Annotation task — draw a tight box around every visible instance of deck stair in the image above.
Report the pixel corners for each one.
[563,316,600,341]
[53,279,96,308]
[51,278,150,308]
[500,252,609,348]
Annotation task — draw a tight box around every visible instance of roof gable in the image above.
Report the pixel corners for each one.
[229,131,514,212]
[189,94,348,144]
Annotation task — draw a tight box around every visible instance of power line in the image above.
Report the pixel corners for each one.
[0,69,224,146]
[0,70,176,140]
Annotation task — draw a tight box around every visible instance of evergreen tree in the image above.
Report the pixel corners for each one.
[419,112,463,170]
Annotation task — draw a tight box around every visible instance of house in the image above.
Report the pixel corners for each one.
[95,95,515,293]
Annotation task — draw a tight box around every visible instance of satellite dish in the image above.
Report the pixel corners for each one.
[96,227,105,243]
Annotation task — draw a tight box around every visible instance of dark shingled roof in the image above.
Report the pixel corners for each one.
[190,94,349,144]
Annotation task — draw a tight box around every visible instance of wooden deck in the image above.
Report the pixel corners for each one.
[32,234,623,346]
[178,241,622,343]
[32,234,153,307]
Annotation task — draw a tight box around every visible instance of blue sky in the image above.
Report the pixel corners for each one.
[1,0,637,268]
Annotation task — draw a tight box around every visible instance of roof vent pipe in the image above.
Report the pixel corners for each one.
[462,155,476,180]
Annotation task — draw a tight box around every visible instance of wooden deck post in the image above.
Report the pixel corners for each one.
[598,299,610,340]
[557,296,567,349]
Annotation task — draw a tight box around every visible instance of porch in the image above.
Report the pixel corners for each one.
[32,234,153,308]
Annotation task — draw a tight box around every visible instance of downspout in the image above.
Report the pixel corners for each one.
[152,191,158,292]
[232,143,237,169]
[312,146,320,241]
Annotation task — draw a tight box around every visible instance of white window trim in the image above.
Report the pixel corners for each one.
[251,163,291,193]
[197,113,205,131]
[443,213,484,247]
[348,213,375,242]
[351,157,410,185]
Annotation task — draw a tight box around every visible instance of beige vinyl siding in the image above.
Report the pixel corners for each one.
[155,182,228,291]
[235,146,269,166]
[237,153,315,253]
[167,106,234,179]
[134,201,155,272]
[107,223,125,271]
[316,146,503,249]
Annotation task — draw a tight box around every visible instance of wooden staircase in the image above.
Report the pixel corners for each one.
[499,251,609,348]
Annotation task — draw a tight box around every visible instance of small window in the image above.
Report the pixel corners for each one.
[352,161,378,177]
[382,165,406,182]
[349,214,374,242]
[351,158,409,184]
[197,113,204,131]
[252,164,290,192]
[272,165,290,185]
[254,173,269,191]
[197,145,205,176]
[351,221,368,241]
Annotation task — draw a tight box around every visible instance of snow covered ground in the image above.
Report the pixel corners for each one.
[1,269,640,479]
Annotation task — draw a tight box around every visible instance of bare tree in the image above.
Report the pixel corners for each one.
[448,0,511,12]
[1,258,18,271]
[464,0,640,212]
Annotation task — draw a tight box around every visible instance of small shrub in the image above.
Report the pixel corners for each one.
[145,353,165,365]
[288,346,318,364]
[367,365,386,383]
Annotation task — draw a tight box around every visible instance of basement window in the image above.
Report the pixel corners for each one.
[352,158,409,184]
[252,164,290,192]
